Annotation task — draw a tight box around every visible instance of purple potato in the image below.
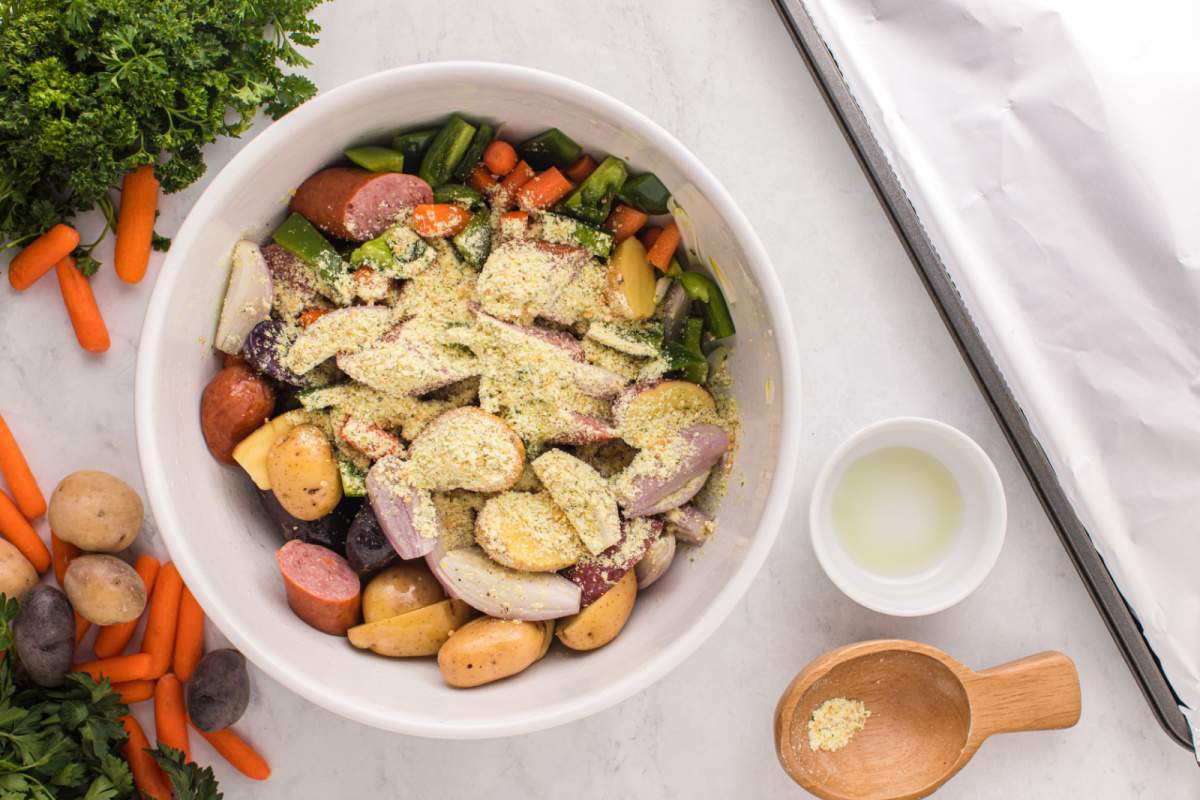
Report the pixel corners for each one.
[187,649,250,731]
[243,319,303,386]
[14,585,75,687]
[345,503,398,575]
[257,489,354,555]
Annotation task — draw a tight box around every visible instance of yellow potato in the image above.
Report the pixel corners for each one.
[437,617,546,688]
[47,471,143,552]
[266,424,342,521]
[474,492,587,572]
[536,620,555,661]
[63,554,147,625]
[556,570,637,651]
[0,539,37,600]
[362,562,445,623]
[232,409,312,490]
[606,237,657,320]
[348,599,475,657]
[613,380,718,449]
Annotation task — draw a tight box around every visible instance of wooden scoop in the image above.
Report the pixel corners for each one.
[774,639,1080,800]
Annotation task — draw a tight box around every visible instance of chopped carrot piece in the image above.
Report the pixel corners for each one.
[411,204,471,238]
[605,204,649,243]
[482,140,518,177]
[468,164,499,193]
[516,167,573,211]
[565,154,597,184]
[639,226,663,250]
[498,160,535,207]
[298,308,329,328]
[646,221,680,271]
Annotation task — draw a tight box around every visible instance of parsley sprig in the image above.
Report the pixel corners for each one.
[0,0,326,274]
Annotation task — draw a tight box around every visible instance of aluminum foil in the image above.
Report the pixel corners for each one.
[803,0,1200,743]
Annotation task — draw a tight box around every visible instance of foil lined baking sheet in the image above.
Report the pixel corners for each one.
[795,0,1200,747]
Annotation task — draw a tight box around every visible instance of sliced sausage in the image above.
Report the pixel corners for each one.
[275,540,361,635]
[200,364,276,464]
[289,168,433,241]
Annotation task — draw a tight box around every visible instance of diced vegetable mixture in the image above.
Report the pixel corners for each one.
[200,115,739,688]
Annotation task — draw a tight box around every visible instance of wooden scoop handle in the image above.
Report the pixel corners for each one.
[967,650,1081,738]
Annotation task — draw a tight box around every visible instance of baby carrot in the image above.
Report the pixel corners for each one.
[111,679,156,704]
[51,533,80,586]
[482,140,518,177]
[74,613,90,648]
[516,167,573,211]
[646,221,681,271]
[8,224,80,291]
[605,204,649,243]
[154,674,190,762]
[173,585,204,681]
[55,257,110,353]
[115,164,160,284]
[639,226,663,250]
[565,154,597,184]
[121,715,173,800]
[498,160,535,204]
[0,490,50,572]
[94,555,161,658]
[467,163,498,194]
[411,204,471,238]
[142,562,183,678]
[73,653,153,683]
[0,414,45,519]
[190,721,271,781]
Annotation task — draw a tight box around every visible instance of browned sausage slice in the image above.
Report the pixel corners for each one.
[275,540,361,635]
[289,167,433,241]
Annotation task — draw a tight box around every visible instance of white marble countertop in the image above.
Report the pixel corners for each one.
[1,1,1196,796]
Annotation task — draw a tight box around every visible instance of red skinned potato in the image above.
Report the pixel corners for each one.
[275,540,361,635]
[564,517,661,607]
[290,167,433,241]
[200,364,276,464]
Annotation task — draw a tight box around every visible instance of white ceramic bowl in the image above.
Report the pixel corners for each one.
[809,418,1006,616]
[135,62,801,738]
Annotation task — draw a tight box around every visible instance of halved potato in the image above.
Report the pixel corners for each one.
[556,570,637,651]
[362,563,445,623]
[606,238,657,320]
[285,306,394,374]
[348,598,474,657]
[407,407,525,492]
[231,409,312,489]
[475,492,587,572]
[531,449,621,555]
[612,380,718,449]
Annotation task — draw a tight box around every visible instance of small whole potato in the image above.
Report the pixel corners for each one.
[556,570,638,652]
[0,538,38,600]
[47,471,144,552]
[63,554,147,625]
[266,424,342,521]
[14,585,76,687]
[201,363,276,464]
[362,562,445,623]
[437,617,546,688]
[187,649,251,732]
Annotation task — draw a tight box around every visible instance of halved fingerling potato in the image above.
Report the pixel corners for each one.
[266,424,342,521]
[612,380,717,449]
[362,562,446,623]
[555,570,637,652]
[606,237,656,320]
[437,617,546,688]
[475,492,587,572]
[232,409,313,489]
[348,598,475,657]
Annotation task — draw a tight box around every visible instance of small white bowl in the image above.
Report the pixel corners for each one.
[809,418,1006,616]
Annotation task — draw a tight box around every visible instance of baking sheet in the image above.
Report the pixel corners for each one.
[782,0,1200,748]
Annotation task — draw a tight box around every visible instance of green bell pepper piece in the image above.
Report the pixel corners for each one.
[538,212,614,259]
[562,156,627,225]
[617,172,672,214]
[452,210,492,269]
[273,213,352,304]
[392,129,438,172]
[418,116,478,187]
[451,123,496,182]
[676,271,736,339]
[433,184,486,209]
[664,317,708,384]
[518,128,582,170]
[339,460,367,497]
[349,237,394,270]
[344,145,405,173]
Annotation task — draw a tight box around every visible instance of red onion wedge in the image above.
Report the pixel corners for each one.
[547,412,619,446]
[215,240,273,355]
[635,533,676,589]
[365,456,439,559]
[565,518,661,607]
[634,468,709,516]
[663,504,714,545]
[434,546,581,621]
[614,424,730,517]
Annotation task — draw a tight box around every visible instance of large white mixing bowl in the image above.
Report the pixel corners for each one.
[136,62,801,738]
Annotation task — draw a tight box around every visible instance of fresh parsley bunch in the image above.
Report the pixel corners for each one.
[0,0,326,274]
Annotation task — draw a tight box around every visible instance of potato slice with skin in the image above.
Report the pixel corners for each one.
[475,492,587,572]
[362,563,445,623]
[348,598,474,657]
[556,570,637,651]
[285,306,394,375]
[406,407,525,492]
[531,449,621,555]
[232,409,312,490]
[607,237,657,320]
[613,380,718,449]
